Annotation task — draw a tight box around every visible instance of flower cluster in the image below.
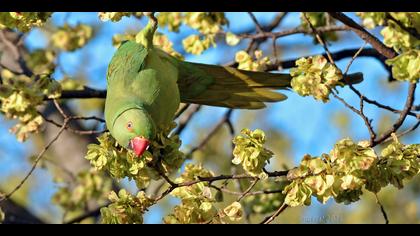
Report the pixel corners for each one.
[283,137,420,207]
[357,12,420,83]
[184,12,227,35]
[100,189,153,224]
[0,12,52,32]
[98,12,143,22]
[164,164,218,224]
[157,12,183,32]
[356,12,387,29]
[235,50,271,72]
[164,164,244,224]
[153,33,184,60]
[85,122,185,189]
[365,135,420,192]
[51,24,93,52]
[0,70,61,141]
[182,34,215,55]
[225,32,241,46]
[290,55,343,102]
[300,12,338,43]
[385,49,419,83]
[24,49,56,75]
[284,139,377,207]
[232,129,274,179]
[85,132,156,189]
[182,12,228,55]
[220,201,243,222]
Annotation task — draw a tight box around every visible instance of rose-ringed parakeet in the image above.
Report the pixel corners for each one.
[104,16,362,157]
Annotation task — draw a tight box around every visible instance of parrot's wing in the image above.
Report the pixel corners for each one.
[106,41,148,84]
[176,60,291,109]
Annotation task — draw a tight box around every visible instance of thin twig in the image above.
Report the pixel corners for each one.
[331,91,378,145]
[260,203,288,224]
[187,109,234,156]
[346,86,419,119]
[38,111,107,135]
[375,193,389,224]
[360,95,377,145]
[173,104,201,135]
[237,178,258,202]
[263,12,288,32]
[341,42,377,144]
[372,83,417,146]
[386,120,420,142]
[0,119,69,202]
[302,13,335,64]
[153,170,289,204]
[233,25,348,41]
[343,42,367,77]
[211,186,284,197]
[53,99,67,118]
[70,115,105,123]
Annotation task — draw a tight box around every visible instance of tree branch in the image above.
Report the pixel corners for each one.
[266,48,388,71]
[53,87,107,100]
[263,12,288,32]
[154,170,289,203]
[235,25,349,41]
[372,83,417,146]
[247,12,264,33]
[328,12,397,59]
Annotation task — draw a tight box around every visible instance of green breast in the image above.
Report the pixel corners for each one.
[105,41,180,130]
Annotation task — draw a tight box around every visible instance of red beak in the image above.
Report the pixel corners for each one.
[129,137,150,157]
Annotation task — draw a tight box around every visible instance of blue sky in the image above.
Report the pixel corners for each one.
[0,12,418,223]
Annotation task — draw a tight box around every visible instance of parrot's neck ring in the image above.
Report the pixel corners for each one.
[111,105,146,130]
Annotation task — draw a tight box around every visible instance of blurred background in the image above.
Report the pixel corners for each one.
[0,12,419,224]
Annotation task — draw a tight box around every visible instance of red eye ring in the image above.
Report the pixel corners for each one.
[126,121,133,131]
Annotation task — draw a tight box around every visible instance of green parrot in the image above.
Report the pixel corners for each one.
[104,17,362,157]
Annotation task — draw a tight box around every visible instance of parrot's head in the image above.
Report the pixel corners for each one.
[111,108,156,157]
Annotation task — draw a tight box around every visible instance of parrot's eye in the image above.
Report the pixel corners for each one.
[126,121,133,131]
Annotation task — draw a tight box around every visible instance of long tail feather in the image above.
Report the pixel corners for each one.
[180,63,291,109]
[178,62,363,109]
